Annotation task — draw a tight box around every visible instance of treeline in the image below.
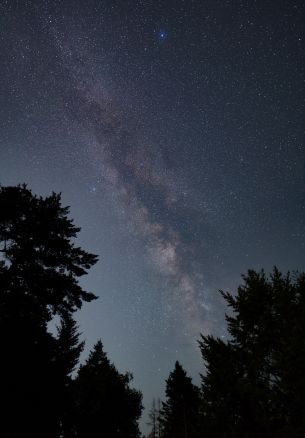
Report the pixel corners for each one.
[0,185,142,438]
[1,185,305,438]
[148,269,305,438]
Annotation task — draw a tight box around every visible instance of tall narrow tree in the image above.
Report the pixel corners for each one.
[160,361,200,438]
[73,340,143,438]
[147,398,162,438]
[147,398,157,438]
[56,313,85,438]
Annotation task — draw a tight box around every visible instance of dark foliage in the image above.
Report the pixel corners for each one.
[0,184,98,319]
[56,313,85,438]
[3,184,305,438]
[199,268,305,438]
[73,340,143,438]
[0,185,97,437]
[160,361,201,438]
[0,184,144,438]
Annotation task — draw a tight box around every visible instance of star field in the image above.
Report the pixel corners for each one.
[0,0,305,432]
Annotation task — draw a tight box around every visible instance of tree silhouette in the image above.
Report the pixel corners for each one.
[199,268,305,438]
[56,312,85,379]
[56,313,85,438]
[147,398,162,438]
[147,398,158,438]
[160,361,200,438]
[0,184,97,318]
[73,340,143,438]
[0,184,98,437]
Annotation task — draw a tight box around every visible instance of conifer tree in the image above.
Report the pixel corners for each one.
[73,340,143,438]
[199,268,305,438]
[160,361,200,438]
[56,313,85,438]
[56,312,85,378]
[0,184,98,437]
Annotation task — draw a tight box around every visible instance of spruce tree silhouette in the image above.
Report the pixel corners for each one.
[73,340,143,438]
[56,312,85,438]
[199,268,305,438]
[0,185,98,438]
[160,361,200,438]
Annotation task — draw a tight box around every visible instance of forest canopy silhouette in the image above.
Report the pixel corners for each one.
[0,184,304,438]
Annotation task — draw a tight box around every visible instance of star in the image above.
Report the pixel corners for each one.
[159,31,166,40]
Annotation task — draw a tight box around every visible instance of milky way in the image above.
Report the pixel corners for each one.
[1,0,305,431]
[52,32,218,338]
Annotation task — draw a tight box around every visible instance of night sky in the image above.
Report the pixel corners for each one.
[1,0,305,430]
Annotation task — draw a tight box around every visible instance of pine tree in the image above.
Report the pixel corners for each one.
[160,361,200,438]
[56,313,84,438]
[56,312,85,378]
[0,184,98,437]
[0,184,97,318]
[199,268,305,438]
[73,340,143,438]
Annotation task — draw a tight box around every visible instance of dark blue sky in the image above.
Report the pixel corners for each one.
[1,0,304,431]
